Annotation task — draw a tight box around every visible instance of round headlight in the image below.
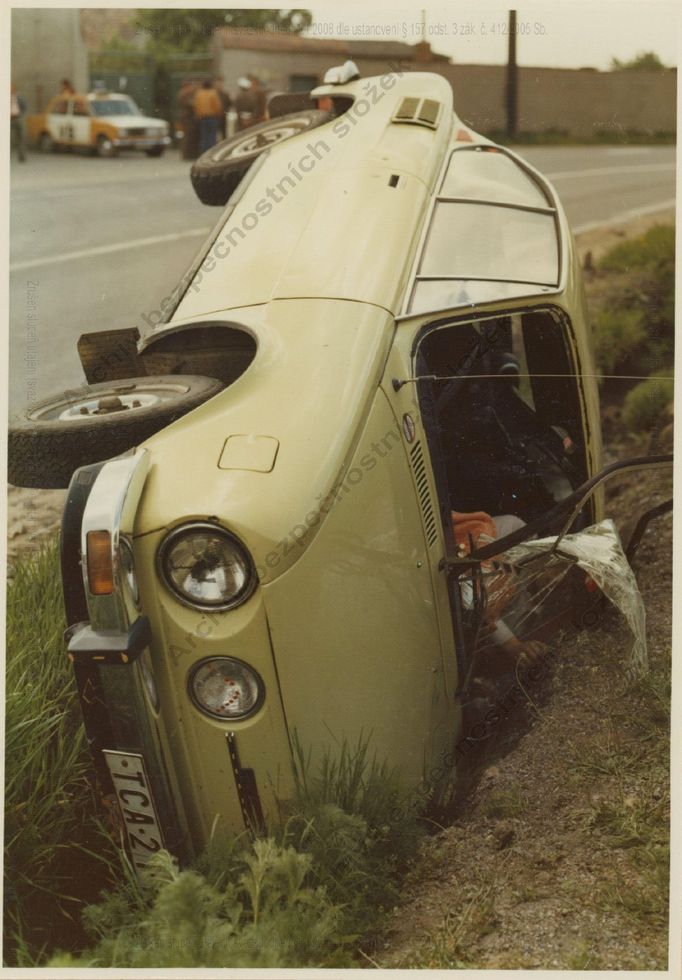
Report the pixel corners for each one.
[158,523,256,610]
[189,657,264,720]
[118,537,140,606]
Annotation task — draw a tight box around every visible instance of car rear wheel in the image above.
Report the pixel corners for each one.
[145,147,165,157]
[190,109,331,206]
[96,134,117,158]
[9,375,225,489]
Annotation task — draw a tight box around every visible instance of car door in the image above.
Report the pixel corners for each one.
[70,97,93,147]
[46,97,70,145]
[381,299,671,693]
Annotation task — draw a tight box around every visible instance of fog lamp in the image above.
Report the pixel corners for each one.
[189,657,264,720]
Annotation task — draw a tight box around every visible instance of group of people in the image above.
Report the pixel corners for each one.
[177,75,267,160]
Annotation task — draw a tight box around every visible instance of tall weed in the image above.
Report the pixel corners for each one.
[5,540,121,961]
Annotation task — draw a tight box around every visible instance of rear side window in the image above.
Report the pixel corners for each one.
[420,203,558,284]
[440,148,550,207]
[407,147,560,314]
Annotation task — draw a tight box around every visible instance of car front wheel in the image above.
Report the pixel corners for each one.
[96,134,117,158]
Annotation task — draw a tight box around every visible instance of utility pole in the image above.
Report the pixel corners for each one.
[506,10,518,138]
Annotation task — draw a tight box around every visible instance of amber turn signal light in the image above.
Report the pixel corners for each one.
[87,530,114,595]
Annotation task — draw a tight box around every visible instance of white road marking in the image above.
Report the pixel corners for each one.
[573,198,676,235]
[546,163,675,180]
[604,147,656,155]
[10,162,676,272]
[10,227,210,272]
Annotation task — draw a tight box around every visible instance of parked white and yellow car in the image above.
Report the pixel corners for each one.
[9,68,671,870]
[26,91,171,157]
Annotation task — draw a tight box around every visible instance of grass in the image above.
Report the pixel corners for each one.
[566,941,604,970]
[584,659,671,935]
[4,539,123,964]
[589,225,674,409]
[489,129,675,147]
[482,784,526,819]
[394,874,501,970]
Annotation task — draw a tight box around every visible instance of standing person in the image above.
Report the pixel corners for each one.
[177,78,199,160]
[213,77,231,141]
[235,76,257,131]
[248,75,267,125]
[192,78,222,154]
[10,83,26,162]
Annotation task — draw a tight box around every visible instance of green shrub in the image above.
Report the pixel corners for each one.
[622,371,674,432]
[46,845,346,968]
[592,307,648,375]
[592,224,674,377]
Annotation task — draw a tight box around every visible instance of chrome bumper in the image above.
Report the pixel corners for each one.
[67,450,189,863]
[114,136,171,148]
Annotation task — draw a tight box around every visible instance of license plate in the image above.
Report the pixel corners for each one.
[103,750,164,872]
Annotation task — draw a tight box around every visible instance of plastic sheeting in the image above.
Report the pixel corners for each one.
[476,519,647,676]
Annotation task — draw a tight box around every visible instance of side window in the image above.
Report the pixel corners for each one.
[407,147,560,315]
[50,99,68,115]
[72,99,90,117]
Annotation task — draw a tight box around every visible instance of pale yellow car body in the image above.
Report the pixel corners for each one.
[91,72,603,853]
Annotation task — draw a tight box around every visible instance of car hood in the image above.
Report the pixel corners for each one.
[134,299,395,582]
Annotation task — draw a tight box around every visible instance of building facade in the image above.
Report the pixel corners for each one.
[11,9,89,112]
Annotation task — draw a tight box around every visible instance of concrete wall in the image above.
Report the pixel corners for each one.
[441,64,677,137]
[11,8,88,112]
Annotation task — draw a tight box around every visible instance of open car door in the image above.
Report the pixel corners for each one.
[381,298,673,697]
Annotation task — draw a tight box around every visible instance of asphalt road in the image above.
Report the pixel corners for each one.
[8,143,676,415]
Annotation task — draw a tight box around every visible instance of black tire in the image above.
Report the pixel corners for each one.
[190,109,331,206]
[9,375,225,489]
[145,147,165,157]
[96,134,117,158]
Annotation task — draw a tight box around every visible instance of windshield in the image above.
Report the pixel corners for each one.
[90,98,140,116]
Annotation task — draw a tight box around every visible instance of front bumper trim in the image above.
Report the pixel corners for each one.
[66,616,151,666]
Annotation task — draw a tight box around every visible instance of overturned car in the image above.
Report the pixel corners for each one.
[8,68,672,870]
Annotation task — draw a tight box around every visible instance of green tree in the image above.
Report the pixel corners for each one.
[135,8,312,54]
[611,51,668,70]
